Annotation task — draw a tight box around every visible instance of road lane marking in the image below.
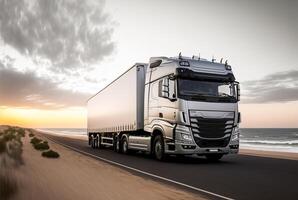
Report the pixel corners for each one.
[47,136,234,200]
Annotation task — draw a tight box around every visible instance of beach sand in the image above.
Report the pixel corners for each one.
[12,129,205,200]
[239,148,298,161]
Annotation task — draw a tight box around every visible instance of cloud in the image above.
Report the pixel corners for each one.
[0,0,114,73]
[0,64,90,109]
[241,70,298,103]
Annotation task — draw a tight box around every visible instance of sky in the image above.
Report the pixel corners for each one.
[0,0,297,128]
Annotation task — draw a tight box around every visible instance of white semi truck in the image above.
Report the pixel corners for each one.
[87,55,240,161]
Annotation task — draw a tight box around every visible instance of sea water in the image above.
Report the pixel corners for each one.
[240,128,298,153]
[39,128,298,153]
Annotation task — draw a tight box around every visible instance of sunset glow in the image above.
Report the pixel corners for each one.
[0,107,86,128]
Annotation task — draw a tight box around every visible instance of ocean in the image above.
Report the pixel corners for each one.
[39,128,298,153]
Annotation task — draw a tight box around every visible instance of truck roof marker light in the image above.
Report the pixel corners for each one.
[225,65,232,70]
[178,52,182,60]
[192,54,201,61]
[225,60,232,70]
[179,60,190,67]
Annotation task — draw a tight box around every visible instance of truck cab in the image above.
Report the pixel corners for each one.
[144,55,240,160]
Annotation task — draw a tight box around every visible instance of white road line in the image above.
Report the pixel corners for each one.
[47,137,234,200]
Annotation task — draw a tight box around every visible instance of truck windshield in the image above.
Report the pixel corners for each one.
[177,79,237,103]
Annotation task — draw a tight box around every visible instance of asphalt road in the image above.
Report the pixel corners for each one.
[42,133,298,200]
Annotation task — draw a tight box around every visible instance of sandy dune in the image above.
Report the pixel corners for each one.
[12,130,204,200]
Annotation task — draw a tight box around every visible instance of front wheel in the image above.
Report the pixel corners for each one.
[154,135,166,161]
[205,154,223,161]
[121,137,129,154]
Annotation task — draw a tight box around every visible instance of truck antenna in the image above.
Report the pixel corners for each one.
[212,55,216,63]
[198,53,200,61]
[220,58,223,64]
[192,55,195,59]
[225,60,228,66]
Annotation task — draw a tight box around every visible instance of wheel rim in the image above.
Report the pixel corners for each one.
[116,140,120,151]
[155,141,162,159]
[123,140,128,153]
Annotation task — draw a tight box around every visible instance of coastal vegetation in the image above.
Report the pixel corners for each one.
[28,132,35,138]
[30,136,59,158]
[0,126,60,200]
[30,137,49,150]
[42,150,60,158]
[0,126,26,200]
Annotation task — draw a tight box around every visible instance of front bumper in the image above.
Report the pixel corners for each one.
[165,125,240,155]
[168,143,239,155]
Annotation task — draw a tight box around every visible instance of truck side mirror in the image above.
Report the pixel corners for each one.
[236,83,240,101]
[159,78,169,98]
[168,78,177,102]
[159,77,177,101]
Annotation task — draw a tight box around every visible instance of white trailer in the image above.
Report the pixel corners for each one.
[88,64,146,133]
[87,55,241,161]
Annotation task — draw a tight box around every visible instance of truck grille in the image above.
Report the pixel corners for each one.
[190,117,234,148]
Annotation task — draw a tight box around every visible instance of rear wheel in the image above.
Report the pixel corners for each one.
[113,135,121,153]
[205,154,223,161]
[154,135,166,161]
[96,135,101,149]
[91,135,97,149]
[88,135,92,146]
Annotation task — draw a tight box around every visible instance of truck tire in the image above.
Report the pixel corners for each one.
[91,135,101,149]
[88,135,92,146]
[205,154,223,161]
[91,136,95,148]
[97,135,102,149]
[121,137,129,154]
[154,135,166,161]
[113,136,121,153]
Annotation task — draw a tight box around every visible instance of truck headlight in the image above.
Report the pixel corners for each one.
[176,124,190,133]
[231,126,240,141]
[181,133,192,141]
[175,125,193,144]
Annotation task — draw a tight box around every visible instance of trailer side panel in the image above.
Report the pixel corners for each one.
[87,64,146,133]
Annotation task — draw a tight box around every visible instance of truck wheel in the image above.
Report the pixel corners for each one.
[154,135,165,161]
[121,137,129,154]
[91,136,95,148]
[97,135,102,149]
[205,154,223,162]
[113,136,121,153]
[88,136,92,145]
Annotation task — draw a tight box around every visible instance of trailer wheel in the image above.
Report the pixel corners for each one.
[154,135,166,161]
[97,135,102,149]
[88,136,92,146]
[91,136,95,148]
[205,154,223,162]
[121,137,129,154]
